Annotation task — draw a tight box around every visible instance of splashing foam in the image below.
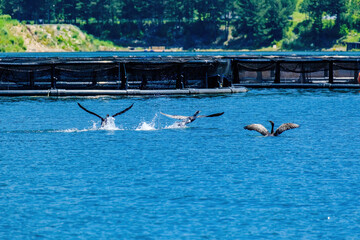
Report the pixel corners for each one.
[54,114,189,133]
[136,114,157,131]
[52,127,96,133]
[164,121,188,129]
[54,118,122,133]
[99,117,122,131]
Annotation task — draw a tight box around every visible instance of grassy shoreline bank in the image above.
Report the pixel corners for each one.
[0,15,359,53]
[0,15,126,52]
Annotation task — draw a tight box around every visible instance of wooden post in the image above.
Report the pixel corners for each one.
[355,62,360,84]
[301,64,306,83]
[140,74,147,90]
[183,73,187,88]
[354,70,359,84]
[274,61,280,83]
[118,63,121,88]
[232,60,240,83]
[205,72,208,88]
[120,63,127,90]
[92,71,97,86]
[329,61,334,84]
[29,71,34,88]
[176,64,183,89]
[51,65,56,89]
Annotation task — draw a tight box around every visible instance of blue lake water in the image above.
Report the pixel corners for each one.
[1,89,360,239]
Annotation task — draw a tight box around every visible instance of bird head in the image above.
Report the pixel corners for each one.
[268,120,274,125]
[194,111,201,116]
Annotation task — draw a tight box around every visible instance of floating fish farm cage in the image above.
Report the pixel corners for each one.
[232,56,360,88]
[0,54,359,96]
[0,56,232,91]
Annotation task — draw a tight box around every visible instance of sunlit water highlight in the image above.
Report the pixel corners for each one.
[1,89,360,239]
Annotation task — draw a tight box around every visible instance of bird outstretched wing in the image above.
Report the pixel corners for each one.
[112,103,134,117]
[274,123,299,136]
[244,124,269,136]
[78,103,104,121]
[198,112,224,118]
[160,112,189,120]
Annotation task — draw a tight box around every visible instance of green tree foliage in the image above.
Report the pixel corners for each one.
[295,0,347,48]
[231,0,296,48]
[300,0,324,32]
[0,0,357,49]
[265,0,296,41]
[232,0,270,48]
[345,0,360,30]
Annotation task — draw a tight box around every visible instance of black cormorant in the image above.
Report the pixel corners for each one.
[160,110,224,125]
[244,120,299,136]
[78,103,134,127]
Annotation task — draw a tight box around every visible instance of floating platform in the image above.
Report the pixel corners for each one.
[0,52,360,95]
[235,83,360,89]
[0,87,247,97]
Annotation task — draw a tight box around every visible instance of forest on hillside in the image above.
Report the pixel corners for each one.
[0,0,359,50]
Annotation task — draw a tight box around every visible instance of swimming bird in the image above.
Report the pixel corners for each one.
[78,103,134,127]
[244,120,299,136]
[160,110,224,125]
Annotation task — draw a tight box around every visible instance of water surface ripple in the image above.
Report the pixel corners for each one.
[1,89,360,239]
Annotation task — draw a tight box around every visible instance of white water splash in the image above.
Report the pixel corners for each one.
[99,117,122,131]
[53,113,189,133]
[164,121,188,129]
[136,114,158,131]
[62,128,82,133]
[53,117,123,133]
[52,127,96,133]
[136,122,156,131]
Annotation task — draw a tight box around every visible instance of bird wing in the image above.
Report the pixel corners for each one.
[78,103,104,121]
[112,103,134,117]
[160,112,189,120]
[244,124,269,136]
[274,123,300,136]
[197,112,224,118]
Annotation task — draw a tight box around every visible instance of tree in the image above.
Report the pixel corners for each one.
[233,0,271,48]
[300,0,324,31]
[345,0,360,30]
[325,0,347,29]
[265,0,290,41]
[1,0,25,20]
[194,0,225,22]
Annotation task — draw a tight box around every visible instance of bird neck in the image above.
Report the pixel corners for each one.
[270,122,274,134]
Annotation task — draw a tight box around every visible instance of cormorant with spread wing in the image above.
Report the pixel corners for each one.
[78,103,134,127]
[244,120,299,136]
[160,110,224,125]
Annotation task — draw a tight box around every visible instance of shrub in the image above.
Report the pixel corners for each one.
[340,24,349,36]
[0,15,12,20]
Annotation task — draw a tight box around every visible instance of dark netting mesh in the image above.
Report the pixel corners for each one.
[280,62,329,83]
[333,61,360,71]
[233,59,360,84]
[55,64,119,89]
[333,69,359,83]
[280,61,328,73]
[1,57,360,90]
[0,65,53,89]
[236,61,275,71]
[238,69,274,83]
[126,63,181,89]
[0,59,230,90]
[120,61,225,89]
